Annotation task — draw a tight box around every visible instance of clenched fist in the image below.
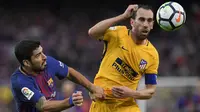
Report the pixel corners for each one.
[70,91,83,106]
[122,4,138,19]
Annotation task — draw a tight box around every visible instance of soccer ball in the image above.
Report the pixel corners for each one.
[156,1,186,31]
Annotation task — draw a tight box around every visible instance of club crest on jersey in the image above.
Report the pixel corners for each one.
[139,59,147,70]
[47,78,54,87]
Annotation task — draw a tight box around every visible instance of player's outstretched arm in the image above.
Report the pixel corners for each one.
[112,85,156,100]
[47,56,105,100]
[36,91,83,112]
[67,67,105,99]
[88,4,138,40]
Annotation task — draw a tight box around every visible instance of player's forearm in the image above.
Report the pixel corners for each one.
[42,98,72,112]
[88,14,126,39]
[67,67,94,92]
[132,88,155,100]
[36,96,72,112]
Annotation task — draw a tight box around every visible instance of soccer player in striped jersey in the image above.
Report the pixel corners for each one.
[11,40,104,112]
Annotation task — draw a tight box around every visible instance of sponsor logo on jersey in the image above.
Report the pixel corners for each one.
[112,58,138,81]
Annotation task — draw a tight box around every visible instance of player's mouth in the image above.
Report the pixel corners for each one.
[141,30,149,35]
[142,30,148,33]
[43,61,47,66]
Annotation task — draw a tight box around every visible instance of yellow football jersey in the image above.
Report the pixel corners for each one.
[94,26,159,105]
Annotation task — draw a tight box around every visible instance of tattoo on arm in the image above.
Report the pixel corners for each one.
[36,96,46,111]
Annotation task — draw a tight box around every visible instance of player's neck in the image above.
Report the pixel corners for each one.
[20,66,38,77]
[131,31,147,45]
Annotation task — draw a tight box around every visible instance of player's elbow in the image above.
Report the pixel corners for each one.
[142,93,154,100]
[148,93,155,99]
[145,85,156,99]
[40,105,46,112]
[40,101,55,112]
[37,101,48,112]
[88,28,95,38]
[147,90,156,99]
[88,28,102,39]
[67,67,76,79]
[68,67,73,72]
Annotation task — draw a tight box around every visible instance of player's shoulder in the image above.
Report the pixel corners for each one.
[147,41,159,59]
[46,55,59,65]
[11,69,33,88]
[46,56,56,69]
[46,55,55,62]
[46,56,62,65]
[108,26,130,39]
[47,55,62,63]
[46,56,65,69]
[11,68,24,83]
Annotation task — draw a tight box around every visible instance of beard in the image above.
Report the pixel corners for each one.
[134,28,150,40]
[136,32,149,40]
[32,67,44,73]
[31,63,46,73]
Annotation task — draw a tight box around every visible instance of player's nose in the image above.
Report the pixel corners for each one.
[143,21,148,27]
[42,53,47,60]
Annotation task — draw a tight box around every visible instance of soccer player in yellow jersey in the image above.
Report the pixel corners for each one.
[88,4,159,112]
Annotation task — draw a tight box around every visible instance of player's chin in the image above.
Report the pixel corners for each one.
[42,65,46,69]
[139,35,148,40]
[42,62,47,68]
[40,65,46,70]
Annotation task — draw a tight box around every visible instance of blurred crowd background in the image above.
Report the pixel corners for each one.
[0,0,200,112]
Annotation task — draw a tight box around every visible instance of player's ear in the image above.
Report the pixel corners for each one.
[130,18,135,27]
[23,60,31,67]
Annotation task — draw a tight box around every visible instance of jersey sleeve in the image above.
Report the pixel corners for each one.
[46,56,69,80]
[101,26,125,42]
[145,52,159,74]
[15,78,43,103]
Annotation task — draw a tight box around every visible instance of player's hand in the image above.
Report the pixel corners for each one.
[112,86,135,98]
[122,4,138,19]
[89,85,105,101]
[89,92,96,101]
[72,91,83,106]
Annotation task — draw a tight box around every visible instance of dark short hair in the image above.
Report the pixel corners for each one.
[14,40,41,65]
[131,4,154,19]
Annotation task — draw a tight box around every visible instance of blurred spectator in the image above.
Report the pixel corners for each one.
[177,87,200,112]
[61,80,77,112]
[60,80,91,112]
